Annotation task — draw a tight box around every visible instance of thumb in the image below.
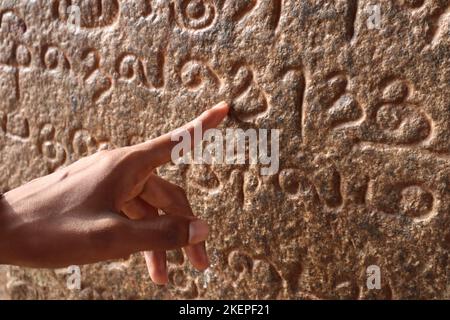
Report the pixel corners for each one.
[127,215,209,252]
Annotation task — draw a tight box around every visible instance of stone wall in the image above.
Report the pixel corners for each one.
[0,0,449,299]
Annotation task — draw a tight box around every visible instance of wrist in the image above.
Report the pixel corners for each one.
[0,191,17,264]
[0,192,7,263]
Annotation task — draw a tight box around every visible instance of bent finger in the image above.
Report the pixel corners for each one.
[143,251,167,285]
[139,174,209,270]
[121,198,168,285]
[123,215,209,251]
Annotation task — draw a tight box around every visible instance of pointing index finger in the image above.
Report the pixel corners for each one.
[132,101,229,169]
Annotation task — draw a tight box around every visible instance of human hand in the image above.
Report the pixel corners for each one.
[0,102,229,285]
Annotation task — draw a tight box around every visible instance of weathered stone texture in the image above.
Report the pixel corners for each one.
[0,0,449,299]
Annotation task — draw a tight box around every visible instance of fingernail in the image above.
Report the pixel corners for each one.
[189,220,209,244]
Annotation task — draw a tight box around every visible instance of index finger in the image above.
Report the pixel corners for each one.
[131,101,229,169]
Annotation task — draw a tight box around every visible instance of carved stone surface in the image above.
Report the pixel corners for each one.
[0,0,449,299]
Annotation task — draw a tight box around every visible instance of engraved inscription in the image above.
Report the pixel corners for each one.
[0,10,27,36]
[187,164,220,192]
[317,72,364,130]
[39,124,67,172]
[141,0,153,17]
[116,50,165,90]
[230,64,268,121]
[225,0,281,30]
[363,79,432,146]
[0,65,20,105]
[0,11,30,105]
[71,129,110,157]
[345,0,358,42]
[278,168,302,196]
[401,1,450,46]
[352,143,446,223]
[179,58,220,91]
[166,250,199,299]
[2,0,449,301]
[228,0,258,21]
[400,0,425,8]
[227,250,283,299]
[270,0,282,31]
[52,0,120,28]
[400,185,434,218]
[41,45,71,71]
[81,48,112,102]
[173,0,216,31]
[312,164,343,208]
[168,268,199,299]
[428,5,450,46]
[368,181,437,221]
[280,67,306,139]
[0,111,6,133]
[5,112,29,139]
[177,59,273,122]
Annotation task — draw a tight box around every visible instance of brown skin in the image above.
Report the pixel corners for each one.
[0,102,229,285]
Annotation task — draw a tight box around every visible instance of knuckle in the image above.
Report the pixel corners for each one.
[163,219,188,248]
[94,148,114,160]
[160,184,189,210]
[89,219,126,252]
[95,149,109,157]
[97,148,136,180]
[110,218,129,233]
[93,149,119,170]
